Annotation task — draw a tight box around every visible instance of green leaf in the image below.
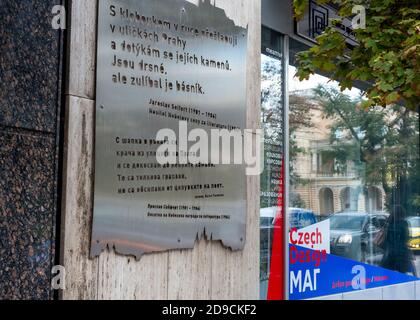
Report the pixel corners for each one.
[292,0,420,111]
[385,92,400,104]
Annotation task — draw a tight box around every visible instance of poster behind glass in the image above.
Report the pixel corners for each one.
[287,58,420,300]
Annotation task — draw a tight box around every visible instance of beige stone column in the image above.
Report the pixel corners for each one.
[333,187,342,213]
[60,0,261,300]
[358,191,366,212]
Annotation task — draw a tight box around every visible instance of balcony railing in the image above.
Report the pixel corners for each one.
[313,170,358,178]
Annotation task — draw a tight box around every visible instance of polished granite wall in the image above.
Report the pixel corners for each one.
[0,0,65,299]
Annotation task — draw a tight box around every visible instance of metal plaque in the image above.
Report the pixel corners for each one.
[91,0,248,259]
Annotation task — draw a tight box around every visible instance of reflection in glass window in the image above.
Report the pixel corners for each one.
[260,27,284,300]
[408,217,420,229]
[330,215,366,231]
[288,62,419,298]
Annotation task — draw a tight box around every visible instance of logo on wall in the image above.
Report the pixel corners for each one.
[310,3,329,39]
[295,0,358,47]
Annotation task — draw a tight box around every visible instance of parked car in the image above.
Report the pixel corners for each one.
[288,208,317,230]
[260,207,317,229]
[329,211,389,263]
[407,216,420,253]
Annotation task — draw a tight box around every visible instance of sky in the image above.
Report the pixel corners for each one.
[288,65,362,99]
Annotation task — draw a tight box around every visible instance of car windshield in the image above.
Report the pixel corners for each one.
[290,211,315,229]
[260,217,273,227]
[407,217,420,228]
[329,215,365,231]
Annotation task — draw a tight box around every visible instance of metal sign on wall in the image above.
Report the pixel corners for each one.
[91,0,248,259]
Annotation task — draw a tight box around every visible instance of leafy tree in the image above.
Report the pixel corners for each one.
[260,57,284,208]
[261,58,313,190]
[289,94,314,186]
[290,192,307,208]
[260,57,313,208]
[293,0,420,110]
[261,58,284,147]
[313,85,420,213]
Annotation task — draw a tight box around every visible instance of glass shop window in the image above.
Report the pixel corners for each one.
[259,27,285,300]
[288,40,420,299]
